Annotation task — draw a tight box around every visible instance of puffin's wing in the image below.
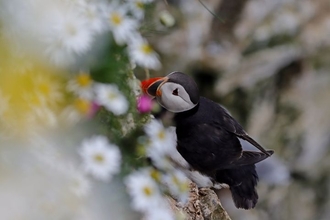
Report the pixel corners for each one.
[220,150,274,170]
[238,135,274,156]
[176,123,243,172]
[218,107,273,156]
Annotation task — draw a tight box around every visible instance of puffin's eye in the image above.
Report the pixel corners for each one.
[172,88,179,96]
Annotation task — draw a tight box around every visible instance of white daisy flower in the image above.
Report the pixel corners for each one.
[77,1,108,34]
[126,0,146,20]
[105,3,139,45]
[125,169,165,212]
[79,135,121,181]
[44,8,93,55]
[67,72,94,100]
[94,83,129,115]
[43,7,94,67]
[163,170,190,204]
[0,0,100,68]
[128,37,161,70]
[67,168,92,197]
[144,122,183,170]
[165,126,191,169]
[144,119,177,155]
[148,149,175,170]
[144,119,166,138]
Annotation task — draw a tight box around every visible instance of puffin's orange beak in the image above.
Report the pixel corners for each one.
[141,77,168,97]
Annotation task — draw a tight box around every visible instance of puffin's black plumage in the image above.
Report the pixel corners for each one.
[142,71,273,209]
[174,97,272,209]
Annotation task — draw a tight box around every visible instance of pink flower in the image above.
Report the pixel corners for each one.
[137,94,153,113]
[88,101,101,118]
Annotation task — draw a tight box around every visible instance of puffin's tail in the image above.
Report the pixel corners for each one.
[215,164,259,209]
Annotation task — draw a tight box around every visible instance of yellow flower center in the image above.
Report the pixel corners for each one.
[66,24,77,36]
[0,41,66,136]
[143,186,153,196]
[108,92,118,100]
[74,98,90,114]
[172,176,180,185]
[136,2,144,9]
[140,44,153,55]
[93,153,105,163]
[38,83,51,96]
[179,182,189,192]
[86,9,96,20]
[111,12,122,26]
[28,93,43,107]
[157,130,165,140]
[150,169,161,182]
[76,73,92,87]
[172,175,189,192]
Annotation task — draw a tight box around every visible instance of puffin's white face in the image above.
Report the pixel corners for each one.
[141,71,200,113]
[156,82,197,113]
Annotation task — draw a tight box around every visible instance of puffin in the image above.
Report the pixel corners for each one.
[141,71,274,209]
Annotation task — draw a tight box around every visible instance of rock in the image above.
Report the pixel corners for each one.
[170,182,231,220]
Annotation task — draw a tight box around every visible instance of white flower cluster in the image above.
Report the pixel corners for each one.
[0,0,161,70]
[125,168,175,220]
[64,71,129,123]
[94,83,129,116]
[145,119,190,203]
[125,119,190,219]
[79,135,122,182]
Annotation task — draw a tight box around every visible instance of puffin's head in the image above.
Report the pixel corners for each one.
[141,72,199,113]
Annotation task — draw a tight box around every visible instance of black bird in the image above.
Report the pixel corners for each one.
[141,71,274,209]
